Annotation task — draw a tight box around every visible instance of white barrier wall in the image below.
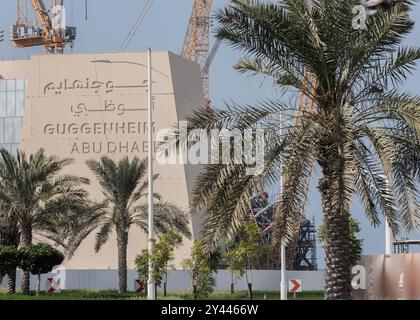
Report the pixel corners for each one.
[1,270,325,292]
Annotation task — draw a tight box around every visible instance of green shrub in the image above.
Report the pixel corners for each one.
[182,241,217,300]
[0,246,20,280]
[18,243,64,294]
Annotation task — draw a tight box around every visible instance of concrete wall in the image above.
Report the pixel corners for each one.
[352,254,420,300]
[0,270,325,292]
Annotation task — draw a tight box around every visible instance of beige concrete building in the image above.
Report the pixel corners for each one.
[0,51,204,269]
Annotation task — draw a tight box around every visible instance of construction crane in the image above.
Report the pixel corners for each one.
[182,0,213,105]
[11,0,76,54]
[120,0,155,52]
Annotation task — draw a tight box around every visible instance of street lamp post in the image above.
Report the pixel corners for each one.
[146,48,156,300]
[280,244,287,300]
[385,218,393,255]
[279,111,287,301]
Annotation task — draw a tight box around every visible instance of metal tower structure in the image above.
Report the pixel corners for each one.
[249,193,318,270]
[288,218,318,270]
[182,0,213,103]
[393,239,420,254]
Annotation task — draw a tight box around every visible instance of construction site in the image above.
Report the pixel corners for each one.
[0,0,319,273]
[1,0,420,301]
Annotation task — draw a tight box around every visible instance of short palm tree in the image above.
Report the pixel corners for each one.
[182,0,420,299]
[72,156,192,293]
[0,148,92,294]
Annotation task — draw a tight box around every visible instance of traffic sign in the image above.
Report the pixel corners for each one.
[288,279,302,293]
[0,30,4,43]
[134,279,145,293]
[46,277,61,293]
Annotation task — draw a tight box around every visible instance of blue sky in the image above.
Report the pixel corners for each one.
[1,0,419,268]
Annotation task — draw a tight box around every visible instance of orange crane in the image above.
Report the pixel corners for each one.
[11,0,76,53]
[182,0,213,106]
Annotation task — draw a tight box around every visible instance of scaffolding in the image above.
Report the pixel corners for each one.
[288,218,318,270]
[249,193,318,271]
[393,239,420,254]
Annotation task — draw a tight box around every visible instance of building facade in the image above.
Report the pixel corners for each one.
[0,78,26,152]
[0,51,204,269]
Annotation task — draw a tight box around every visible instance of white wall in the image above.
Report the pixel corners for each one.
[0,269,325,292]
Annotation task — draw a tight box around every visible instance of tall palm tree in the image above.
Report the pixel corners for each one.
[0,148,92,294]
[179,0,420,299]
[70,156,192,293]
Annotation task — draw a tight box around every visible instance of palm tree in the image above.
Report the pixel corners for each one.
[0,148,92,294]
[71,156,192,293]
[179,0,420,299]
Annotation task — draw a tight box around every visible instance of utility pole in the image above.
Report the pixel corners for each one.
[279,111,287,301]
[147,48,156,300]
[385,218,393,255]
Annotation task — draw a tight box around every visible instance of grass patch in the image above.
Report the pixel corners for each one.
[0,289,324,300]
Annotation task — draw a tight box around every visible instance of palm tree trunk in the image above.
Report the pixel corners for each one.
[318,172,352,300]
[37,273,41,295]
[116,230,128,293]
[7,269,16,294]
[231,272,234,294]
[20,226,32,295]
[193,283,198,300]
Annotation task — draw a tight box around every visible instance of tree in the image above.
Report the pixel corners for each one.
[0,148,93,294]
[134,231,182,297]
[154,231,183,297]
[134,248,149,294]
[71,156,191,293]
[182,241,217,300]
[223,223,264,299]
[0,210,20,293]
[223,246,243,294]
[178,0,420,299]
[318,217,363,267]
[0,246,19,293]
[18,243,64,295]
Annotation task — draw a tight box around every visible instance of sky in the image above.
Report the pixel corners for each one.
[0,0,419,268]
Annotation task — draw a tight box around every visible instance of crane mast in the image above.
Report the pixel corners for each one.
[285,71,318,268]
[11,0,76,54]
[182,0,213,104]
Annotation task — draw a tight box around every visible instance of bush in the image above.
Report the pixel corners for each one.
[134,249,149,289]
[0,246,20,281]
[18,243,64,294]
[134,231,183,297]
[182,241,217,300]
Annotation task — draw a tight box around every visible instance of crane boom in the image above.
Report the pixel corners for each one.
[182,0,213,102]
[31,0,52,37]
